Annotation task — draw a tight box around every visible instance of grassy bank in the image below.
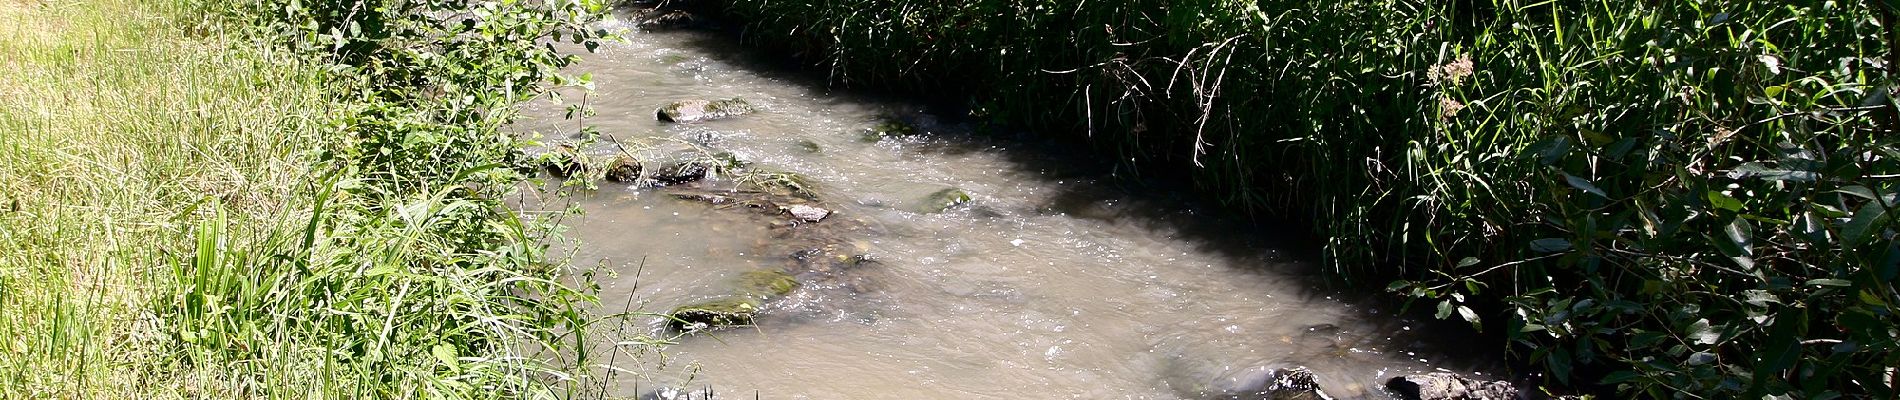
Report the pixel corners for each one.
[708,0,1899,396]
[1,0,613,397]
[1,0,329,394]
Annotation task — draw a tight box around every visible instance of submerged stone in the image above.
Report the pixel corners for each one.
[858,118,920,142]
[657,98,755,123]
[667,297,760,332]
[735,269,799,299]
[916,187,972,213]
[795,139,823,153]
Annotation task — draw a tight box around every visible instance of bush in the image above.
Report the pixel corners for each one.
[151,0,620,397]
[710,0,1899,396]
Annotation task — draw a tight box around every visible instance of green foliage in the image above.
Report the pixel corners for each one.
[149,0,622,397]
[711,0,1899,395]
[1395,2,1898,397]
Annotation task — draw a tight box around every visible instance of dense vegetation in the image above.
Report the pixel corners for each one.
[708,0,1899,396]
[1,0,615,397]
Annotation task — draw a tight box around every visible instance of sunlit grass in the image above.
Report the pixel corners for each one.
[0,0,327,397]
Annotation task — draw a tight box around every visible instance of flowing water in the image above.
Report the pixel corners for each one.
[518,15,1498,399]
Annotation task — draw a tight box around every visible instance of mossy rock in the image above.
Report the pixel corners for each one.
[657,98,755,123]
[858,118,919,142]
[520,141,642,183]
[646,143,739,185]
[602,155,642,182]
[668,297,760,332]
[915,187,972,213]
[735,269,799,299]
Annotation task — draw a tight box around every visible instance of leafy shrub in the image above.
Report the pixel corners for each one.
[709,0,1898,395]
[1402,2,1900,397]
[156,0,619,396]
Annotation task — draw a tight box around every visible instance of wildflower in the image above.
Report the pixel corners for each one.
[1438,96,1465,120]
[1430,53,1475,86]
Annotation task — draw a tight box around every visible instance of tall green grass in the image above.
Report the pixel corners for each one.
[1,0,620,397]
[1,0,329,395]
[710,0,1898,396]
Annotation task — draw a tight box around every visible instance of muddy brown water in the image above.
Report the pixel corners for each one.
[516,15,1500,399]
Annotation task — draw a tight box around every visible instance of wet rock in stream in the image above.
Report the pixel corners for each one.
[638,386,716,400]
[785,204,830,222]
[643,141,739,186]
[651,161,711,185]
[1185,364,1335,400]
[523,136,754,189]
[653,178,885,334]
[1385,373,1522,400]
[915,187,972,213]
[1256,367,1333,400]
[656,98,755,123]
[627,0,720,31]
[634,10,710,30]
[664,270,801,333]
[858,117,920,142]
[518,140,642,182]
[667,297,760,332]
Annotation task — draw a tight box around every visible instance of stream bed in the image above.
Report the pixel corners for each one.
[517,14,1498,399]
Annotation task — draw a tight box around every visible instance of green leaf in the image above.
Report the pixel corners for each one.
[1456,257,1481,269]
[1564,174,1609,198]
[1547,347,1574,385]
[433,343,460,369]
[1605,138,1639,161]
[1721,218,1755,269]
[1729,162,1817,182]
[1456,305,1482,329]
[1837,185,1882,201]
[1841,202,1890,247]
[1686,351,1717,366]
[1794,211,1830,244]
[1530,238,1573,253]
[1859,289,1888,307]
[1723,218,1753,251]
[1808,279,1853,287]
[1525,136,1572,165]
[1629,330,1668,348]
[1706,191,1744,212]
[1436,300,1453,320]
[1600,370,1643,385]
[1689,318,1719,345]
[1743,290,1779,307]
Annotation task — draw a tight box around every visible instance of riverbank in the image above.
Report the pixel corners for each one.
[695,0,1900,396]
[0,0,612,397]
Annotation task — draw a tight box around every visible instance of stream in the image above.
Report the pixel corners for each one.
[516,14,1498,399]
